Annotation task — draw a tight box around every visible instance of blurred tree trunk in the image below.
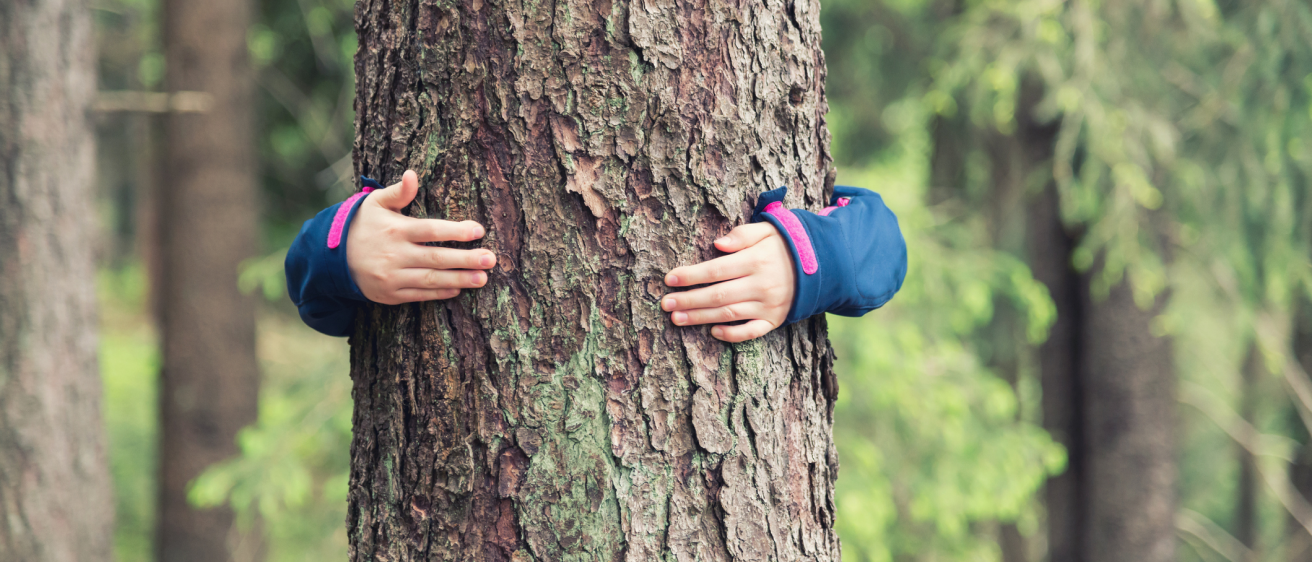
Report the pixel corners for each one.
[1023,158,1086,562]
[993,85,1085,562]
[983,109,1040,562]
[932,105,1037,560]
[347,0,840,559]
[0,0,114,560]
[1081,272,1176,562]
[1289,307,1312,560]
[155,0,262,559]
[1237,342,1260,554]
[1026,156,1086,562]
[1020,101,1176,561]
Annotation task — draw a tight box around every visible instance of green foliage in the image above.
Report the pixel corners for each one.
[829,106,1063,561]
[928,0,1312,307]
[189,315,353,562]
[239,249,290,302]
[252,0,359,231]
[99,264,354,561]
[99,266,159,562]
[92,0,1312,560]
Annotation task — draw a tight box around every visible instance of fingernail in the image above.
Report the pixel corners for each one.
[711,326,724,339]
[666,274,679,286]
[480,254,495,268]
[662,297,675,311]
[715,237,730,246]
[474,272,487,286]
[672,312,687,325]
[471,225,485,239]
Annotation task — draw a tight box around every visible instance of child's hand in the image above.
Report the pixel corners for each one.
[346,170,496,305]
[662,223,796,342]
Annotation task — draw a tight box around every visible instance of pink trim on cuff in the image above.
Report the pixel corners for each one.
[818,197,851,217]
[764,201,819,275]
[327,187,377,249]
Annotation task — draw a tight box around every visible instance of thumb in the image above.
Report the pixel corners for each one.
[372,170,420,212]
[714,223,775,253]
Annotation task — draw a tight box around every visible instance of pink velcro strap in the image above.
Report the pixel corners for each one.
[818,197,851,217]
[326,187,378,249]
[764,201,819,275]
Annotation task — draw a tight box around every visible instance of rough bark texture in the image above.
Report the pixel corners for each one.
[347,0,840,559]
[0,0,114,559]
[156,0,262,558]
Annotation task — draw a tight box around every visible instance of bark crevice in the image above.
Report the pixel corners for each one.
[349,0,840,558]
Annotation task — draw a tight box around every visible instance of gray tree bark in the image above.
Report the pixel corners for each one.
[1287,306,1312,561]
[1018,87,1177,561]
[1237,342,1260,555]
[155,0,262,558]
[347,0,841,559]
[1082,274,1176,562]
[0,0,114,559]
[1027,180,1087,562]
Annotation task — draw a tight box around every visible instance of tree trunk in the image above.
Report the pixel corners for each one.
[1082,274,1176,562]
[1237,342,1260,554]
[155,0,262,558]
[983,116,1036,562]
[1007,87,1082,562]
[0,0,114,559]
[347,0,840,559]
[1028,182,1087,562]
[1288,305,1312,561]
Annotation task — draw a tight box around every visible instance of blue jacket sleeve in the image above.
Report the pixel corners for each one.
[284,177,384,337]
[752,185,908,325]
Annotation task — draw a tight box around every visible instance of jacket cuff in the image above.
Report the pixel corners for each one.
[751,185,907,324]
[286,176,383,306]
[751,187,823,325]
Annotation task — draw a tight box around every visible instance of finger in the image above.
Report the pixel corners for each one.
[670,302,765,327]
[390,288,461,303]
[711,319,776,343]
[665,253,753,287]
[714,223,776,253]
[662,278,754,311]
[406,246,496,270]
[401,218,486,243]
[372,170,420,212]
[395,268,488,290]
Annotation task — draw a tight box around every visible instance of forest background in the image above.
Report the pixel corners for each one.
[89,0,1312,560]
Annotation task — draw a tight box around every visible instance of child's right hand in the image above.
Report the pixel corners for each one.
[346,170,497,305]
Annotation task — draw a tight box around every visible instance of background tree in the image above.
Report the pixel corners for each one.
[929,0,1312,559]
[154,0,262,558]
[0,0,114,559]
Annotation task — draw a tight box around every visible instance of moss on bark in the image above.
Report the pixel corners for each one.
[348,0,841,559]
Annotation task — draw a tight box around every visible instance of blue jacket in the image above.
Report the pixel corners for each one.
[286,179,907,336]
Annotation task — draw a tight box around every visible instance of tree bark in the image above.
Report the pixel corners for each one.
[156,0,262,558]
[1237,342,1260,554]
[1029,183,1091,562]
[0,0,114,559]
[984,131,1032,562]
[1082,274,1176,562]
[347,0,840,559]
[1288,305,1312,561]
[1026,164,1086,562]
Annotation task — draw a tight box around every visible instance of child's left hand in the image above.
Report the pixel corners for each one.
[662,223,796,342]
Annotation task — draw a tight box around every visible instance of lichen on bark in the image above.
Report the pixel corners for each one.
[348,0,841,559]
